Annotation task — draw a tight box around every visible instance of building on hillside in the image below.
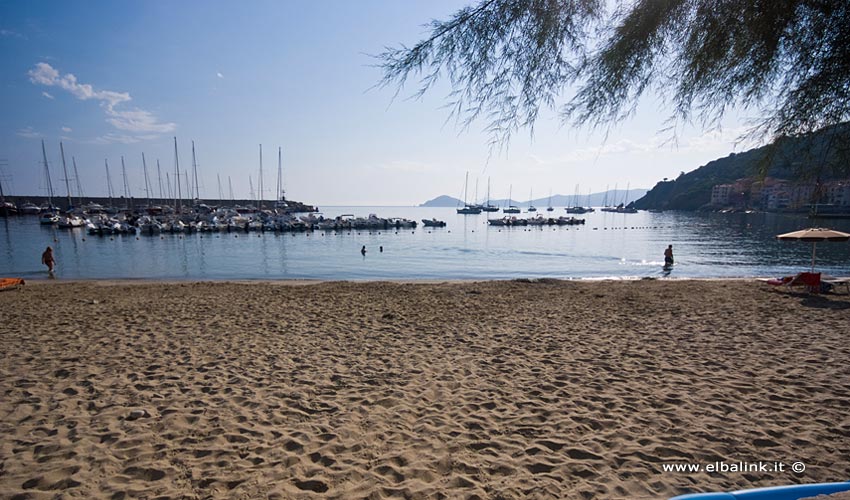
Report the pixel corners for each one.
[710,184,733,206]
[710,179,753,208]
[824,181,850,206]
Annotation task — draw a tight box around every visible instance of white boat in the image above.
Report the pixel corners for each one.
[19,202,40,215]
[39,212,59,224]
[137,216,162,234]
[0,176,17,216]
[57,215,85,228]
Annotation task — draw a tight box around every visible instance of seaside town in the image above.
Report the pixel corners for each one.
[710,178,850,214]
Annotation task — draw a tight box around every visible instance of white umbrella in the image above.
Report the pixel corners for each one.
[776,227,850,272]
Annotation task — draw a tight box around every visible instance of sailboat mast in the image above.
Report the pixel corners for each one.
[258,144,263,209]
[105,159,114,208]
[72,157,84,206]
[41,140,55,209]
[486,177,491,206]
[184,168,191,207]
[463,171,469,205]
[228,176,234,202]
[121,156,131,210]
[156,160,164,205]
[59,142,72,210]
[142,153,152,208]
[277,147,283,202]
[174,137,181,213]
[249,175,255,203]
[165,172,173,202]
[217,173,223,202]
[191,140,200,200]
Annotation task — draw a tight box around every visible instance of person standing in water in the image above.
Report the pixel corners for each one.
[664,244,674,266]
[41,246,55,273]
[361,245,367,256]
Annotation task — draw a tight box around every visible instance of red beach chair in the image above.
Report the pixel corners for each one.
[784,272,821,293]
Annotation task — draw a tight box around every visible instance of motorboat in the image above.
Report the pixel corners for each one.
[421,218,446,227]
[39,212,59,224]
[57,214,86,228]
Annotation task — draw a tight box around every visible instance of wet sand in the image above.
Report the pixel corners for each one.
[1,280,849,499]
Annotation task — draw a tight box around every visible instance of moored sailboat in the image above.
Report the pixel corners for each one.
[503,184,520,213]
[456,172,482,214]
[0,167,17,216]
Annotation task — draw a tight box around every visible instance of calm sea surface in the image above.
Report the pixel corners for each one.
[2,207,849,281]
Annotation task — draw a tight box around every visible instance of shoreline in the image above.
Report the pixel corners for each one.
[2,280,849,499]
[13,275,840,286]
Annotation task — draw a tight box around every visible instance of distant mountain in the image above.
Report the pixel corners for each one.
[633,123,850,211]
[420,195,463,207]
[420,189,647,208]
[530,190,647,208]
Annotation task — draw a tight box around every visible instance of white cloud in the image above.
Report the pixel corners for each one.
[106,108,176,133]
[61,126,72,132]
[0,29,25,39]
[91,133,160,145]
[217,72,224,79]
[42,91,54,99]
[28,62,176,137]
[16,126,41,139]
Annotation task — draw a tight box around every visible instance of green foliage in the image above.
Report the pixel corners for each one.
[633,124,850,210]
[379,0,850,164]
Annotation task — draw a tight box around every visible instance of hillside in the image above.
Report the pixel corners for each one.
[634,124,849,210]
[421,189,647,208]
[420,195,464,207]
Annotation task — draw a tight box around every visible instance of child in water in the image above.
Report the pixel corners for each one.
[41,246,55,273]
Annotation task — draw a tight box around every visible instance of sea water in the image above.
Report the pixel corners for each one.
[2,208,849,281]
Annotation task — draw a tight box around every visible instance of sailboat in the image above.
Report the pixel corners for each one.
[0,165,17,216]
[565,184,592,214]
[481,177,500,211]
[38,140,60,223]
[546,189,554,212]
[527,188,537,212]
[600,184,619,212]
[457,172,482,214]
[39,140,59,215]
[503,184,520,213]
[616,183,638,213]
[274,146,289,211]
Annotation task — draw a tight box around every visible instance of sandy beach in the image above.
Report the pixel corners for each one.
[1,279,849,499]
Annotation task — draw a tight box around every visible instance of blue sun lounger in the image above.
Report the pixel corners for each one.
[670,482,850,500]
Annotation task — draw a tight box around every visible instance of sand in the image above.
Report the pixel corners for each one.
[1,279,849,499]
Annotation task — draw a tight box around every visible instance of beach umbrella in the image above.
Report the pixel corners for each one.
[776,227,850,272]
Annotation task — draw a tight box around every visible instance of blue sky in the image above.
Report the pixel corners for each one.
[1,0,754,206]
